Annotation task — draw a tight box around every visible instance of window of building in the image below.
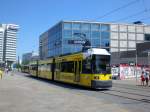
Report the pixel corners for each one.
[63,30,72,38]
[120,48,127,51]
[81,31,91,39]
[145,34,150,41]
[74,46,82,52]
[128,33,135,40]
[144,26,150,34]
[120,41,127,47]
[63,46,72,54]
[110,24,118,32]
[63,22,72,30]
[101,39,110,47]
[73,30,81,38]
[128,41,136,48]
[111,32,118,39]
[128,25,135,33]
[72,23,81,30]
[101,24,110,31]
[136,26,143,33]
[91,39,100,47]
[119,33,127,40]
[110,40,118,47]
[61,61,74,73]
[101,32,110,47]
[111,48,118,52]
[81,23,90,31]
[119,25,127,32]
[91,31,100,38]
[101,32,110,40]
[91,24,99,31]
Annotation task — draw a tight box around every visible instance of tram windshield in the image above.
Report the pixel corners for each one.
[92,55,111,74]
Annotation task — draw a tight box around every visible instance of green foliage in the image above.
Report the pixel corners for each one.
[22,60,30,65]
[16,63,21,69]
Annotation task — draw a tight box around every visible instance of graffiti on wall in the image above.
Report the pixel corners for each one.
[112,64,142,80]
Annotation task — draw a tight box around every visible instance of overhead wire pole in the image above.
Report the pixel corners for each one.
[94,0,140,20]
[136,49,138,85]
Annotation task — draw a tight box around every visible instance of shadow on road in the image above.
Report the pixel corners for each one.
[22,73,108,91]
[23,74,91,91]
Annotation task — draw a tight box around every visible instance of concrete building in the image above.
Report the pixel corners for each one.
[0,24,19,66]
[39,20,150,61]
[113,41,150,65]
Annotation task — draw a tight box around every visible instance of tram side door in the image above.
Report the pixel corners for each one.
[74,61,81,82]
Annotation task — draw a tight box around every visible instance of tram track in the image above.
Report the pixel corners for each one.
[74,87,150,104]
[100,90,150,103]
[110,88,150,97]
[98,85,150,104]
[113,83,150,92]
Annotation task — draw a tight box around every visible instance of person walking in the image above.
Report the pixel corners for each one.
[141,71,145,86]
[0,69,3,79]
[145,70,149,86]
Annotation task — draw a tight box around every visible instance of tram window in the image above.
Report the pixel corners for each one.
[39,64,44,71]
[32,66,37,70]
[82,60,92,73]
[47,63,51,72]
[61,61,74,73]
[92,55,111,74]
[56,63,60,69]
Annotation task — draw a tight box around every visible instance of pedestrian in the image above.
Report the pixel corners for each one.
[141,71,145,86]
[6,68,8,74]
[145,70,149,86]
[0,69,3,79]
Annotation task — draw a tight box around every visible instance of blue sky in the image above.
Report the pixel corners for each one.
[0,0,150,58]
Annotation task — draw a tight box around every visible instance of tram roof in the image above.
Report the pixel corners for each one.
[85,48,110,55]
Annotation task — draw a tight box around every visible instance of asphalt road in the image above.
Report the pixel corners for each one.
[0,71,150,112]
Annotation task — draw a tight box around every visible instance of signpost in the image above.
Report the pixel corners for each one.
[68,40,85,44]
[68,33,91,52]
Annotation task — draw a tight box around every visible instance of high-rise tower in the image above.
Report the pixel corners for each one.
[0,24,19,66]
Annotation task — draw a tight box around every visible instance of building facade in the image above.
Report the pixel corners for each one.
[0,24,19,66]
[0,24,4,63]
[22,52,33,65]
[116,42,150,65]
[39,21,150,60]
[22,52,39,65]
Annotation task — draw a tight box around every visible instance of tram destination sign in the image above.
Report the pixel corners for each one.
[68,40,85,44]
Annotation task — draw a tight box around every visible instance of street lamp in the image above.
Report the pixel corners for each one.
[135,49,138,84]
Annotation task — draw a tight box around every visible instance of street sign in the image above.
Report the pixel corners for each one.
[68,40,85,44]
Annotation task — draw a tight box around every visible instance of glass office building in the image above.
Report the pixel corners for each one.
[39,21,150,60]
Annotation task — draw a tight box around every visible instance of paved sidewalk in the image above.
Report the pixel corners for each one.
[113,78,144,86]
[0,72,130,112]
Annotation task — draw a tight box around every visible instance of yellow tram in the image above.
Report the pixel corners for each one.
[26,48,112,89]
[21,65,29,73]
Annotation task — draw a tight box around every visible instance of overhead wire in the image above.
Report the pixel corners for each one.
[138,16,150,21]
[142,0,148,11]
[111,9,150,22]
[94,0,140,20]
